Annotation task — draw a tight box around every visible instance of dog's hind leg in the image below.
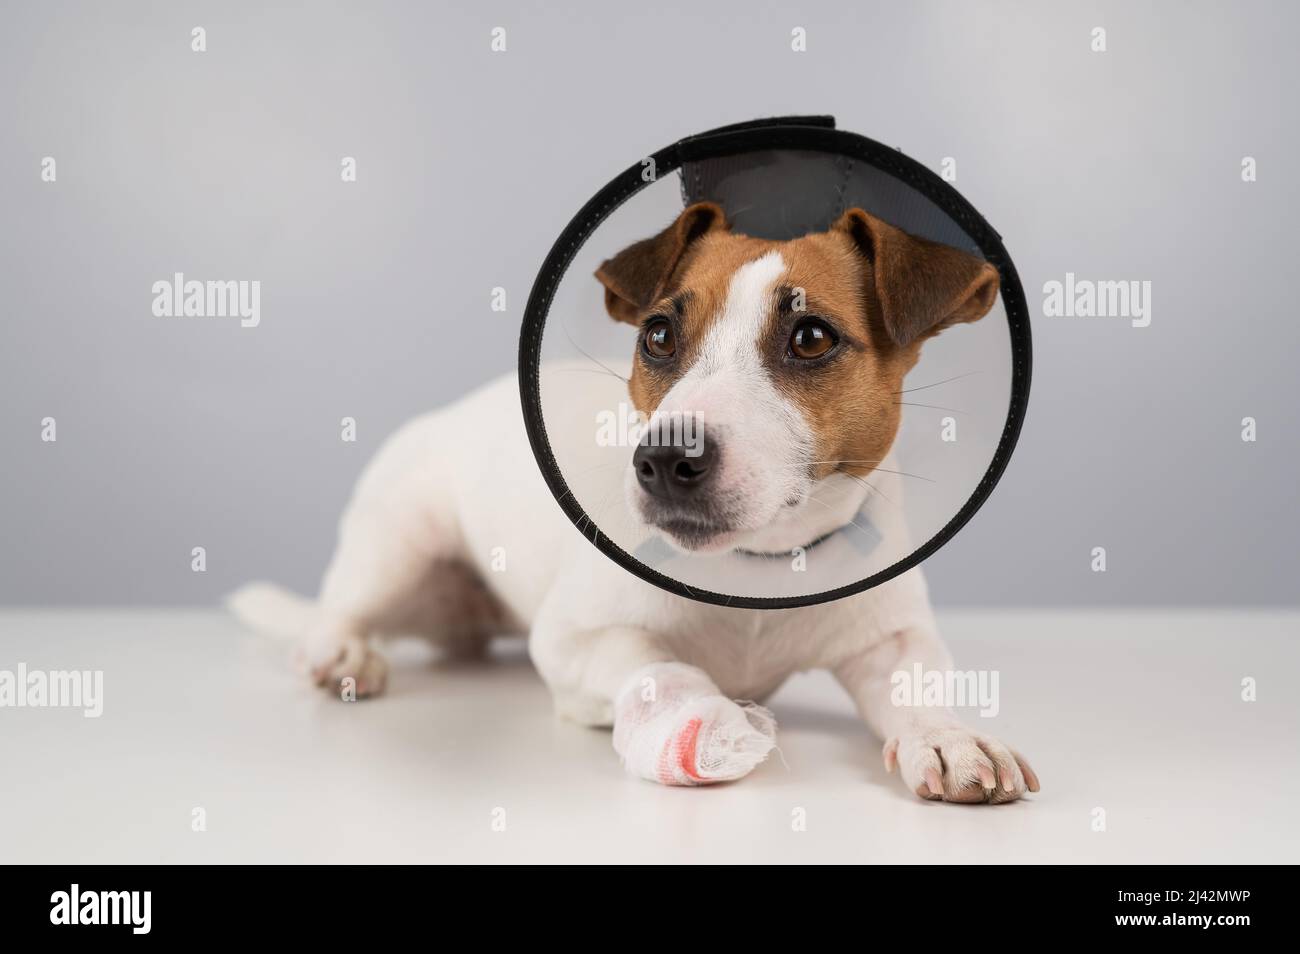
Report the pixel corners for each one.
[300,504,425,697]
[383,556,515,660]
[299,408,504,697]
[227,504,451,698]
[307,489,511,697]
[232,406,517,698]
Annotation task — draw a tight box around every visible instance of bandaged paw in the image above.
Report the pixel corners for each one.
[613,663,776,786]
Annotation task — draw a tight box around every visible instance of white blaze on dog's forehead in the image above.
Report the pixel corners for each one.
[645,248,817,545]
[696,250,787,373]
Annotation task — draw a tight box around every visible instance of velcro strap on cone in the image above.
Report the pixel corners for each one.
[679,115,978,251]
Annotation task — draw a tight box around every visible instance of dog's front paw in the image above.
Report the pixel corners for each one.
[295,625,388,699]
[883,727,1039,804]
[617,694,776,786]
[613,664,775,786]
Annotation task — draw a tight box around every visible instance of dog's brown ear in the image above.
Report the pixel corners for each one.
[833,208,1000,348]
[595,202,728,324]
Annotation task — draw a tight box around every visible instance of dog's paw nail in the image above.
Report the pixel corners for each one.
[896,729,1036,805]
[1014,751,1041,792]
[882,737,899,772]
[924,767,944,796]
[302,637,388,699]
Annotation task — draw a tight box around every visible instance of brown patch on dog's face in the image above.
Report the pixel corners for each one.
[593,204,1000,551]
[762,220,998,483]
[620,230,780,414]
[756,230,911,484]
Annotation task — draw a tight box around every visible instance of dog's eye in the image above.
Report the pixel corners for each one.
[643,319,676,359]
[789,319,837,359]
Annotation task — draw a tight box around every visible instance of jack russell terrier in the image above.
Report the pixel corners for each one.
[231,202,1040,803]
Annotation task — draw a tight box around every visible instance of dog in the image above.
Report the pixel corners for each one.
[230,202,1039,803]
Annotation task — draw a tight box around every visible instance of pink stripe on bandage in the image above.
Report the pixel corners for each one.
[655,716,704,785]
[615,663,774,787]
[677,717,703,783]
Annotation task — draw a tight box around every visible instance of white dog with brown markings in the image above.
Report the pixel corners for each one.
[231,202,1040,803]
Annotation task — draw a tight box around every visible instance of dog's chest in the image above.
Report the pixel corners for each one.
[654,604,838,699]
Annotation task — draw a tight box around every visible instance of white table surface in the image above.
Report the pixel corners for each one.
[1,608,1296,864]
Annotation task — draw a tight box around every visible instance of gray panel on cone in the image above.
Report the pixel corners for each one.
[682,149,979,252]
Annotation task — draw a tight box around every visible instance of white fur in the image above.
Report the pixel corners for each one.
[228,258,1037,802]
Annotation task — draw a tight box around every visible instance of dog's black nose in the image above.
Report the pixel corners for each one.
[633,425,715,501]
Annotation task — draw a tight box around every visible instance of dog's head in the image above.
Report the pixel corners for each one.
[595,202,999,554]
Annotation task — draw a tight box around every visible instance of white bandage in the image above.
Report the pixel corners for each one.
[613,662,777,786]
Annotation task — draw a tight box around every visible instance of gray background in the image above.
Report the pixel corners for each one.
[1,0,1295,607]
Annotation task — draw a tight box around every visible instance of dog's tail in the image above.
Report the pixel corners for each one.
[226,582,316,640]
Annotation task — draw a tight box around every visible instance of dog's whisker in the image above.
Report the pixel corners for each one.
[807,461,935,483]
[866,467,934,483]
[551,366,632,380]
[781,493,831,537]
[575,477,617,535]
[563,459,633,530]
[806,460,934,483]
[838,471,899,509]
[893,401,966,414]
[566,458,630,481]
[788,491,875,540]
[558,315,629,384]
[576,472,625,533]
[892,370,983,395]
[806,459,886,465]
[578,490,611,538]
[583,473,633,542]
